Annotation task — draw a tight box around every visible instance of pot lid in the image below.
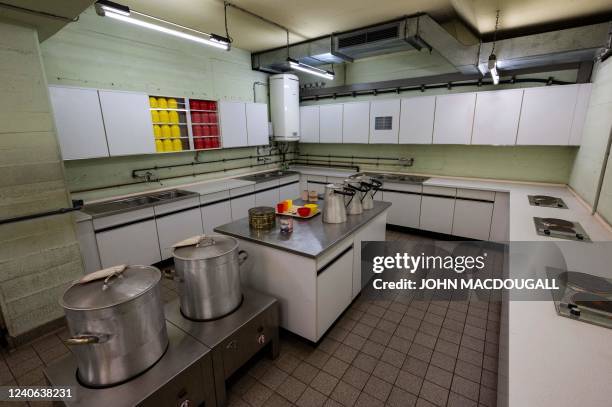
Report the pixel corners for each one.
[172,234,238,260]
[61,265,161,310]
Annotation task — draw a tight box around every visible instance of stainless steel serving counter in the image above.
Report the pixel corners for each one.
[214,200,391,258]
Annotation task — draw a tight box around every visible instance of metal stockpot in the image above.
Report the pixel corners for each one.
[172,235,248,320]
[60,265,168,388]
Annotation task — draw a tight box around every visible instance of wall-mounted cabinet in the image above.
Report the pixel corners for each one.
[150,95,191,153]
[472,89,523,145]
[189,99,220,151]
[49,86,109,160]
[399,96,435,144]
[432,93,476,145]
[246,102,270,146]
[99,90,156,156]
[342,102,370,144]
[516,84,580,145]
[219,101,248,148]
[319,104,343,143]
[369,99,400,144]
[300,106,320,143]
[299,84,591,147]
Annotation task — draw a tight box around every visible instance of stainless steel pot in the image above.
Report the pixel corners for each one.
[172,235,248,320]
[322,183,354,223]
[60,265,168,387]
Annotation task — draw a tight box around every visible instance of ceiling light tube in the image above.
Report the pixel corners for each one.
[288,58,335,80]
[488,54,500,85]
[94,1,229,50]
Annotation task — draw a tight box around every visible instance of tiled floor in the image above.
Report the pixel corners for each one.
[0,230,500,407]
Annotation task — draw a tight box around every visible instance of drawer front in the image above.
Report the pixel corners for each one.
[422,185,456,197]
[154,196,200,216]
[280,174,300,184]
[200,190,230,205]
[456,188,495,202]
[220,303,279,378]
[254,179,280,191]
[92,207,154,231]
[140,358,206,407]
[230,185,255,197]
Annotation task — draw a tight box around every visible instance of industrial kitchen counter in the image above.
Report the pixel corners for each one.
[214,200,391,258]
[215,200,390,342]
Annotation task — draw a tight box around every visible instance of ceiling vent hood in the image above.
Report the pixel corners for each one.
[332,19,431,60]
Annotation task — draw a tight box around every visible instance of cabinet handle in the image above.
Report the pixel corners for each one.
[317,245,353,276]
[226,340,238,350]
[257,334,266,345]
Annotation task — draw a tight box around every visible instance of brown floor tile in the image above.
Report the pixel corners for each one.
[447,391,478,407]
[277,375,307,403]
[480,369,498,390]
[376,318,398,334]
[368,329,392,346]
[274,352,301,374]
[454,359,482,383]
[434,339,459,358]
[425,365,453,388]
[414,332,437,349]
[361,340,384,359]
[396,325,418,341]
[457,346,483,367]
[408,343,433,363]
[264,393,293,407]
[352,322,374,338]
[451,375,480,401]
[311,370,339,396]
[387,385,418,407]
[306,349,331,369]
[293,362,320,385]
[416,396,438,407]
[478,385,497,407]
[260,365,288,390]
[395,370,423,395]
[322,356,349,379]
[402,356,429,377]
[242,382,273,407]
[380,347,405,368]
[296,387,327,407]
[343,333,366,351]
[318,338,341,355]
[354,391,384,407]
[388,335,411,354]
[333,344,358,364]
[419,380,449,407]
[330,380,360,406]
[372,360,399,384]
[363,375,392,402]
[359,313,380,328]
[230,374,256,395]
[352,352,377,373]
[328,327,350,343]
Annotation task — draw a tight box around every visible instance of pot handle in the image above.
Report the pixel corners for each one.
[238,250,248,266]
[64,334,102,346]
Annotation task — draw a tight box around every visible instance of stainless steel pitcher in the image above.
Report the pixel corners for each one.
[322,184,354,223]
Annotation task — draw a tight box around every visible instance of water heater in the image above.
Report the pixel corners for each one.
[269,74,299,141]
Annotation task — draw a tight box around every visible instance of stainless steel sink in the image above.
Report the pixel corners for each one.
[82,189,197,217]
[240,171,298,182]
[366,173,430,184]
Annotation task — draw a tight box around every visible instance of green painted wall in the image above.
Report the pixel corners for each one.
[569,58,612,223]
[296,51,579,184]
[299,144,576,184]
[40,7,282,202]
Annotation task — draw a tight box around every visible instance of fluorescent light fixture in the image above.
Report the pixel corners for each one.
[287,58,335,80]
[488,53,500,85]
[94,0,230,50]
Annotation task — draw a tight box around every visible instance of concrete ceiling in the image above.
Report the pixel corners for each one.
[0,0,94,40]
[119,0,612,52]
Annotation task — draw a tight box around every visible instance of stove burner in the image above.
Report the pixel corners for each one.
[528,195,568,208]
[571,292,612,315]
[540,218,575,228]
[560,271,612,295]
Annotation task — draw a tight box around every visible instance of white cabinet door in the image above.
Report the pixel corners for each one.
[319,104,343,143]
[279,181,300,200]
[516,85,580,145]
[306,175,327,195]
[156,208,204,260]
[300,106,320,143]
[255,187,280,207]
[246,102,269,146]
[452,199,494,240]
[342,102,370,143]
[201,201,232,234]
[96,220,161,268]
[569,84,592,146]
[230,194,255,220]
[317,246,353,339]
[420,196,455,234]
[490,192,509,242]
[472,89,523,145]
[220,101,248,148]
[383,191,422,228]
[433,93,476,144]
[399,96,435,144]
[352,212,387,299]
[49,86,109,160]
[369,99,400,143]
[98,90,154,156]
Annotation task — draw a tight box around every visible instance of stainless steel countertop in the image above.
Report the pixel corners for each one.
[81,189,199,218]
[43,322,212,407]
[214,200,391,258]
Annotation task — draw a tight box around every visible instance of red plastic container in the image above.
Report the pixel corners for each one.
[209,112,217,124]
[189,100,199,110]
[211,137,219,148]
[203,137,212,149]
[297,207,311,217]
[202,125,210,137]
[193,125,202,137]
[210,125,218,136]
[194,138,204,149]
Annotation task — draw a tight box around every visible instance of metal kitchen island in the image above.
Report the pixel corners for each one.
[215,200,390,342]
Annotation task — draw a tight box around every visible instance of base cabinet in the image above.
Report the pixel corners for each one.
[279,182,300,201]
[383,191,421,228]
[316,246,354,339]
[255,187,280,207]
[156,208,204,260]
[452,199,494,240]
[420,196,455,235]
[96,219,161,268]
[231,195,255,221]
[201,201,232,234]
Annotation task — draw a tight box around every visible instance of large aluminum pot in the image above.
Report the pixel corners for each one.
[60,265,168,387]
[172,235,248,320]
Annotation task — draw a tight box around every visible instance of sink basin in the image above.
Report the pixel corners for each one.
[150,190,195,200]
[240,171,295,182]
[366,173,429,184]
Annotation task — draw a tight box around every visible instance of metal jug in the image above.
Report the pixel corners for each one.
[360,178,382,210]
[322,184,354,223]
[344,180,367,215]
